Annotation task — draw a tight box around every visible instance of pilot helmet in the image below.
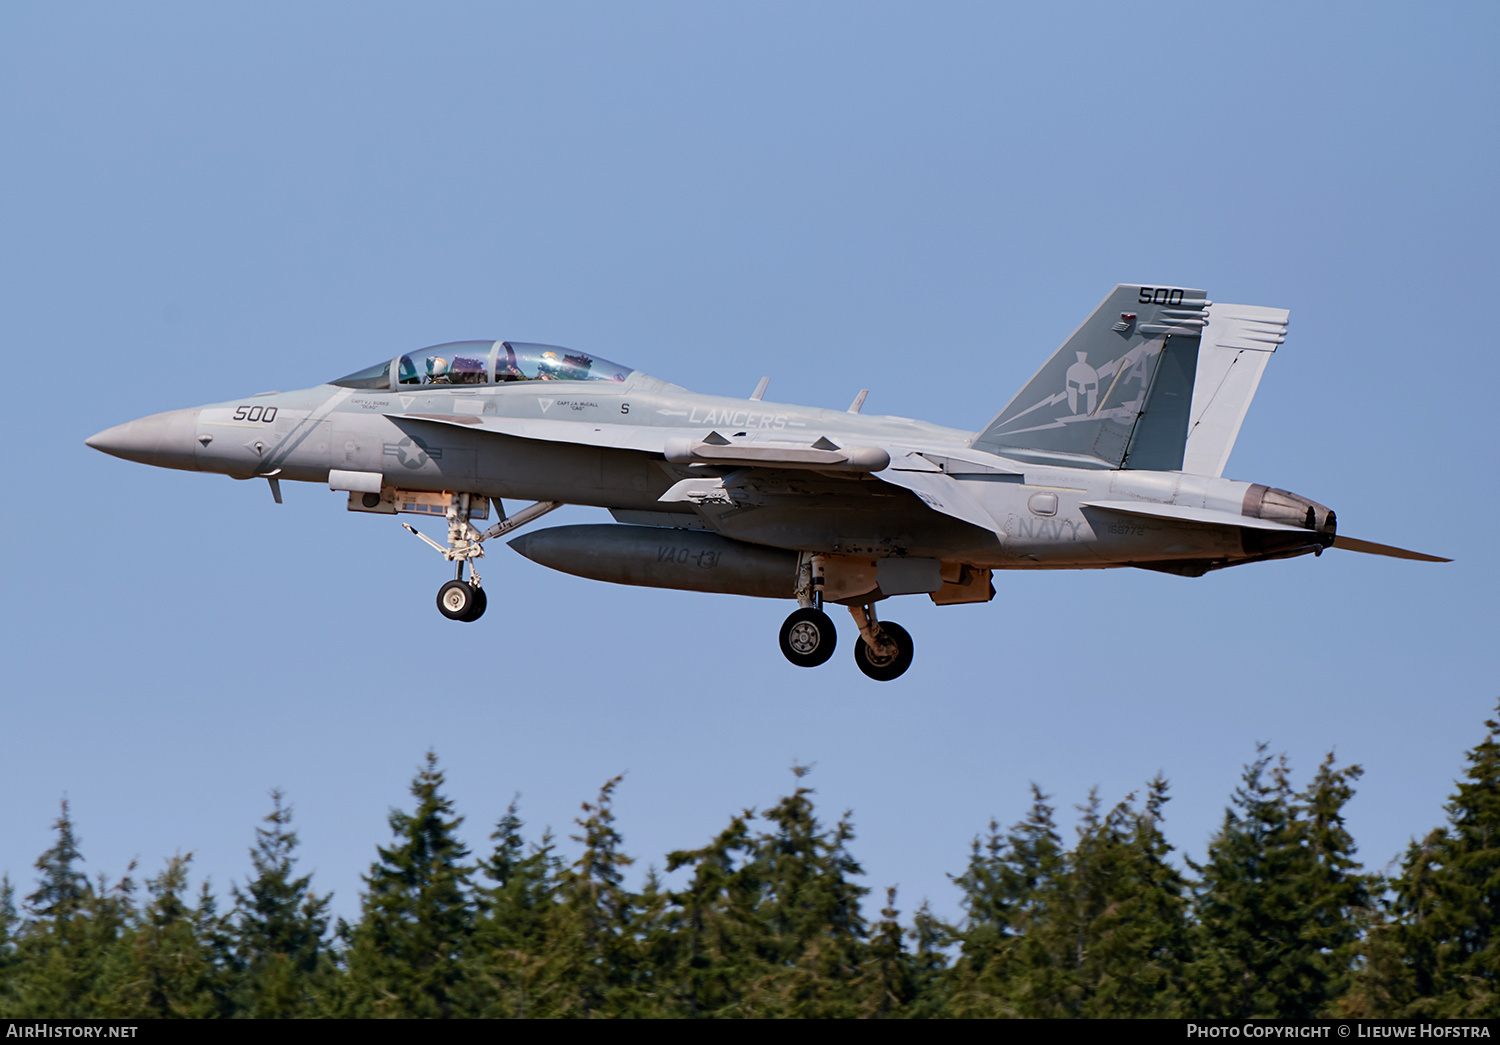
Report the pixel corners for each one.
[426,356,450,378]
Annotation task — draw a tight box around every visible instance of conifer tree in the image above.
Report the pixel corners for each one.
[1037,781,1190,1018]
[11,802,132,1018]
[626,867,679,1017]
[1377,704,1500,1017]
[853,887,917,1017]
[345,752,476,1018]
[468,800,560,1017]
[948,787,1063,1017]
[100,855,228,1018]
[28,804,89,924]
[542,777,636,1017]
[662,810,765,1017]
[0,876,18,1016]
[193,882,237,1016]
[231,791,333,1017]
[744,769,869,1018]
[950,781,1190,1018]
[1295,753,1372,1010]
[904,900,952,1019]
[1190,749,1370,1018]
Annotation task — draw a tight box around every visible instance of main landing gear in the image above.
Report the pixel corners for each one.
[776,603,915,680]
[778,554,915,680]
[847,604,914,682]
[404,495,561,624]
[779,607,838,667]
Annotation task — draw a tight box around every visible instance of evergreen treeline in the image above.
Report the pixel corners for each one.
[3,707,1500,1019]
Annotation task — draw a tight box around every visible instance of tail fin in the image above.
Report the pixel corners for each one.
[971,284,1209,469]
[1179,303,1287,477]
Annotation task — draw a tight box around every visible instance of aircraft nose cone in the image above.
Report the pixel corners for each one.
[86,408,202,471]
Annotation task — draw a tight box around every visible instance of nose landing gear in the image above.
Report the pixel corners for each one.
[403,495,562,623]
[437,579,487,622]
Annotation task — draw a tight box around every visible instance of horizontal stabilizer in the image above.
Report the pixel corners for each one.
[1331,535,1451,563]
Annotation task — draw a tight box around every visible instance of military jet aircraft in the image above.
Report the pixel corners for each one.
[87,284,1447,680]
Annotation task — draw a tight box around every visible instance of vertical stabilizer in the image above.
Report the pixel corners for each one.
[1179,303,1288,477]
[971,284,1209,469]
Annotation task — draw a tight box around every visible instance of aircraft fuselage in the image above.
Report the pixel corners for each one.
[87,376,1325,576]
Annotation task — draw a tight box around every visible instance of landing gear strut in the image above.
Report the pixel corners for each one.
[404,495,561,623]
[848,603,914,681]
[780,552,837,667]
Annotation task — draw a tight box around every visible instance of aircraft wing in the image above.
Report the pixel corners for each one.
[397,412,1019,534]
[397,412,679,453]
[395,413,891,471]
[873,467,1005,535]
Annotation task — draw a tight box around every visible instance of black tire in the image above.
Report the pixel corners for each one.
[779,608,837,667]
[462,586,488,622]
[853,622,914,681]
[437,580,478,621]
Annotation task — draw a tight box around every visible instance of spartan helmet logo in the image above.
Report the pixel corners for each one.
[1065,352,1099,415]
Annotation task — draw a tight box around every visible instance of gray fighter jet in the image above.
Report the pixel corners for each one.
[87,285,1447,680]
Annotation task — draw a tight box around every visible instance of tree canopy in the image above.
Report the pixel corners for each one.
[4,705,1500,1018]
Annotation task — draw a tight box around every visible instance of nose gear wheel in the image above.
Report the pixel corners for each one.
[437,580,485,622]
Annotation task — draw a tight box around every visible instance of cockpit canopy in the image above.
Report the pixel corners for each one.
[331,341,633,391]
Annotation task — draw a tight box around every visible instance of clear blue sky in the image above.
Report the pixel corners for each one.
[2,2,1495,926]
